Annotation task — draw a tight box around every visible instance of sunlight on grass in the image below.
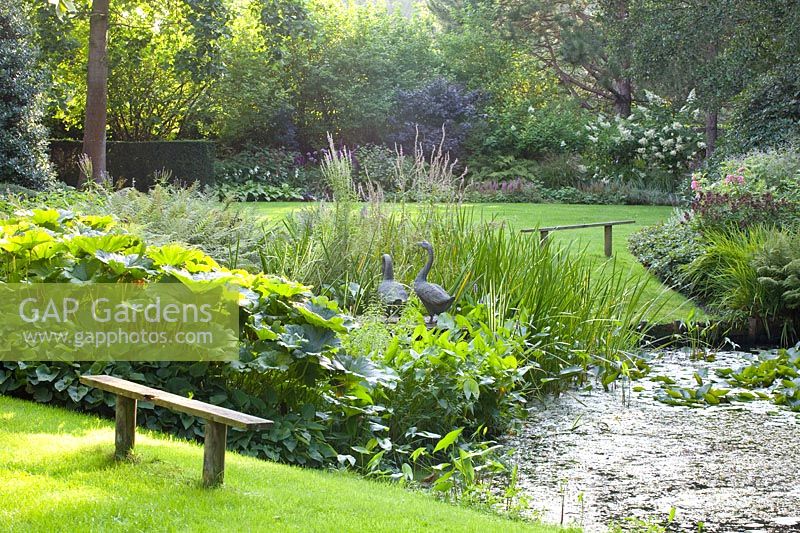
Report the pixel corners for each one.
[0,396,566,533]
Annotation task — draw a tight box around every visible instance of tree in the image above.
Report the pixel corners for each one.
[296,0,440,147]
[0,5,54,188]
[34,0,229,183]
[436,0,637,116]
[222,0,441,149]
[82,0,108,183]
[107,0,229,140]
[628,0,796,156]
[36,0,105,182]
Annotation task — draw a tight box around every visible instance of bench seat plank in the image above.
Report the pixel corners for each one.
[80,375,272,430]
[521,220,635,233]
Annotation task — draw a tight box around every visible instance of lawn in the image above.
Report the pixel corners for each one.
[0,396,565,533]
[242,201,702,322]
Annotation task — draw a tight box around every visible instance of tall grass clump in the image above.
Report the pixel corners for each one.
[393,126,467,204]
[683,225,800,342]
[682,226,770,320]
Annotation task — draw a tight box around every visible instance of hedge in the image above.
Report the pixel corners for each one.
[50,140,215,190]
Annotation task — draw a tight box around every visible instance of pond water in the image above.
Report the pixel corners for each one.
[509,350,800,532]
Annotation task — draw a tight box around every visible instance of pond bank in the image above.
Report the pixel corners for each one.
[509,350,800,532]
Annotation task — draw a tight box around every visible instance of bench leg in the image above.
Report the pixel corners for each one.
[203,421,227,487]
[604,225,613,257]
[539,230,549,247]
[115,395,136,460]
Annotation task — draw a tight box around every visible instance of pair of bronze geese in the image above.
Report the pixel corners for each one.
[378,241,454,322]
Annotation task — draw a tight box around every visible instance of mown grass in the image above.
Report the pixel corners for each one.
[0,396,566,533]
[242,201,703,321]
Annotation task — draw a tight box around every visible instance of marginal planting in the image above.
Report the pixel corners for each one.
[631,146,800,342]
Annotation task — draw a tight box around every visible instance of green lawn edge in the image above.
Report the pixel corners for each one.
[0,396,570,533]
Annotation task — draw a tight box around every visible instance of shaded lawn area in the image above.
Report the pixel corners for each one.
[242,201,702,322]
[0,396,566,533]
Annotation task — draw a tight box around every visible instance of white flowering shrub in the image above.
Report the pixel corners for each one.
[583,91,705,189]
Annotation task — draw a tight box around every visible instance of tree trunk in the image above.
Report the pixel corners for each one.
[705,110,718,158]
[81,0,110,185]
[612,77,632,117]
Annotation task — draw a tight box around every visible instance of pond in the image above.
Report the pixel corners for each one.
[509,350,800,532]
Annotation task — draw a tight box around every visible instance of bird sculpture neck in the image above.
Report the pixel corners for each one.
[416,246,434,282]
[382,255,394,280]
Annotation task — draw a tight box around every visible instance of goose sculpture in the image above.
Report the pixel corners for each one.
[377,254,408,310]
[413,241,455,322]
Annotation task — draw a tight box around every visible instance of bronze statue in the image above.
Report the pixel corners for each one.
[377,254,408,310]
[413,241,454,322]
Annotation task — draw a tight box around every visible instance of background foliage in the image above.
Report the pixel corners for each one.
[0,5,54,189]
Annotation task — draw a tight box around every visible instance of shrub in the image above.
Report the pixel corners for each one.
[479,99,589,159]
[390,78,484,157]
[50,140,215,190]
[714,147,800,203]
[469,155,540,184]
[214,146,304,185]
[526,153,588,189]
[465,178,544,203]
[542,186,624,205]
[628,215,703,290]
[212,180,305,202]
[583,91,704,190]
[353,144,398,192]
[0,6,54,189]
[691,189,793,232]
[690,151,800,232]
[295,1,441,148]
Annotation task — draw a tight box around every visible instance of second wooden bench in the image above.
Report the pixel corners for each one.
[521,219,635,257]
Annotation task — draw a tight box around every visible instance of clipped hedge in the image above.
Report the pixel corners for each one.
[50,140,215,190]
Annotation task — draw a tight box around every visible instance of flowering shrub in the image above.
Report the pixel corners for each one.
[583,91,705,188]
[212,180,305,202]
[715,147,800,203]
[214,146,322,193]
[690,157,800,232]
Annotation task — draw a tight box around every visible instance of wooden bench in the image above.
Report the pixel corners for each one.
[521,220,635,257]
[80,374,272,487]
